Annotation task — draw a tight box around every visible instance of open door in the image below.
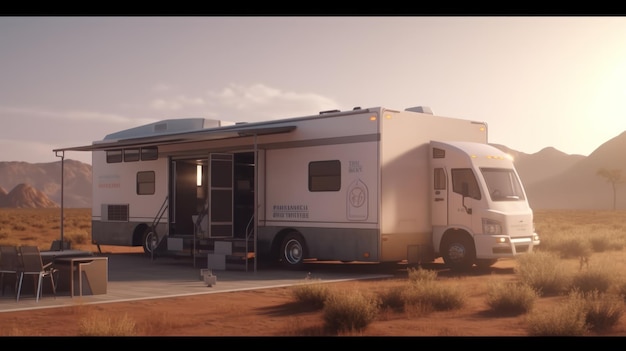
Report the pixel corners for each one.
[170,158,206,236]
[209,153,234,238]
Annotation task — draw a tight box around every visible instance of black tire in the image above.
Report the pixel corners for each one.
[142,229,158,257]
[442,235,475,271]
[279,232,307,270]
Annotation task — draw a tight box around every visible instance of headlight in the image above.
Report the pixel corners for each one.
[482,218,502,235]
[494,237,509,244]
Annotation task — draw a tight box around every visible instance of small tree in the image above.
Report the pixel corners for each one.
[596,168,623,210]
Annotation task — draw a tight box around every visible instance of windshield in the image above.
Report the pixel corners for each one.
[480,167,525,201]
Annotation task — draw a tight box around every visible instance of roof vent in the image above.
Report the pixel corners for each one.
[319,109,340,115]
[405,106,433,114]
[154,122,168,132]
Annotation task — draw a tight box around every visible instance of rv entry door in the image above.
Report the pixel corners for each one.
[209,153,234,238]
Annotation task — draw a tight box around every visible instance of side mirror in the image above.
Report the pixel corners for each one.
[461,182,472,215]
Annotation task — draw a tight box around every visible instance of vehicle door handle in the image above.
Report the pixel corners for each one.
[435,198,444,202]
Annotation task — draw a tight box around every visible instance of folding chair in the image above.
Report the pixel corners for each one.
[16,246,58,302]
[0,245,20,296]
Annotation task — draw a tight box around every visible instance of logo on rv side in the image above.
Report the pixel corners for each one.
[347,178,368,221]
[348,160,362,173]
[98,174,121,189]
[272,204,309,219]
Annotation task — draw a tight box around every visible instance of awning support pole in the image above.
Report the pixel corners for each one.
[55,150,65,251]
[254,134,258,273]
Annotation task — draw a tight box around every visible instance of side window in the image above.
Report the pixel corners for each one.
[434,168,446,190]
[124,148,140,162]
[141,147,158,161]
[137,171,155,195]
[106,150,123,163]
[309,160,341,192]
[107,148,158,163]
[451,168,481,200]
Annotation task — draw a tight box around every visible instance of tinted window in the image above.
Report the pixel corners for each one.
[451,168,481,200]
[309,160,341,192]
[137,171,155,195]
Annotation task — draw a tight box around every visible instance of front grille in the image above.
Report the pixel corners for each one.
[514,245,530,253]
[493,247,512,254]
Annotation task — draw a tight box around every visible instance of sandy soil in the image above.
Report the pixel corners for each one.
[1,255,625,337]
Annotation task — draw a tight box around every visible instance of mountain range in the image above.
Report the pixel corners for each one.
[0,159,91,208]
[493,130,626,210]
[0,131,625,210]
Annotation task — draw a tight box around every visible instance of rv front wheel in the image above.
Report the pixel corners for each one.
[442,235,475,271]
[279,232,306,269]
[142,230,158,256]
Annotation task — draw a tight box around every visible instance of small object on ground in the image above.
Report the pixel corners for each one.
[201,268,217,287]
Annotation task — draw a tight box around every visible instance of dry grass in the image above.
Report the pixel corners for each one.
[0,208,141,254]
[139,312,180,335]
[78,311,138,336]
[291,279,331,309]
[0,208,92,251]
[2,208,626,336]
[322,289,380,334]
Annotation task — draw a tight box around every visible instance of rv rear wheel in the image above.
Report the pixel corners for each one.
[142,230,158,256]
[279,232,306,269]
[442,235,475,271]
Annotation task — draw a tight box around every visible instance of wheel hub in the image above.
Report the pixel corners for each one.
[448,244,466,261]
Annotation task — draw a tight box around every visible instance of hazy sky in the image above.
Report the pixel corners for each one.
[2,16,626,165]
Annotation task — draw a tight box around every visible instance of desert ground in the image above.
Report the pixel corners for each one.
[1,255,625,337]
[1,208,626,336]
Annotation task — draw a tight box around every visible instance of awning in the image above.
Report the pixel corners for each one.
[53,124,297,153]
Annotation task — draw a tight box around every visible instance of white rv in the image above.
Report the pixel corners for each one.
[54,105,540,271]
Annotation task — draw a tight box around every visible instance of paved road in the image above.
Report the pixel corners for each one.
[0,252,399,313]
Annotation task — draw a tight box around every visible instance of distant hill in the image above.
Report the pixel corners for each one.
[1,131,626,210]
[520,131,626,210]
[0,159,91,208]
[0,183,58,208]
[490,145,585,187]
